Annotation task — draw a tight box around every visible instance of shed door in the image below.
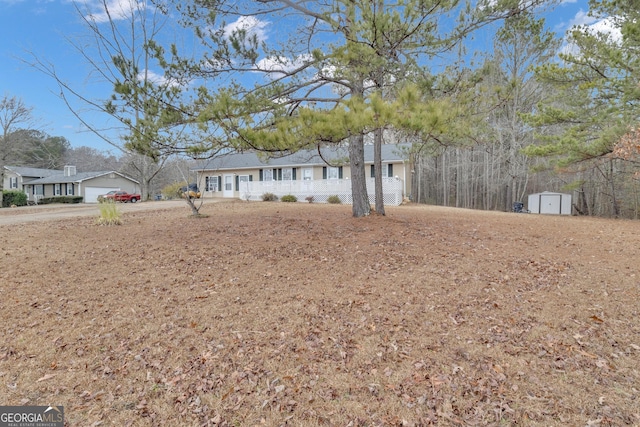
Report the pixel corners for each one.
[540,194,561,214]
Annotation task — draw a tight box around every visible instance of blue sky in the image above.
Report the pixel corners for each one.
[0,0,591,156]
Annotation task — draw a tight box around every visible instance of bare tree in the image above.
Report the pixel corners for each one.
[0,95,37,205]
[64,146,121,172]
[27,0,198,200]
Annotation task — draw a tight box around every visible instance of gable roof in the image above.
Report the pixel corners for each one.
[4,166,139,185]
[193,144,408,172]
[4,166,61,179]
[27,171,138,185]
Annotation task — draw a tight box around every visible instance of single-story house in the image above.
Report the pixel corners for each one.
[192,144,410,205]
[3,165,140,204]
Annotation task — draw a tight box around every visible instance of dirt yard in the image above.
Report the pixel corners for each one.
[0,200,638,426]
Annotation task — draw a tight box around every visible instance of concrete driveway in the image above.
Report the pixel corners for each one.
[0,200,189,226]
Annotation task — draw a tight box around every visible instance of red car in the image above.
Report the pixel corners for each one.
[98,191,141,203]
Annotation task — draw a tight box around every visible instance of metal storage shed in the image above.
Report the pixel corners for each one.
[527,191,572,215]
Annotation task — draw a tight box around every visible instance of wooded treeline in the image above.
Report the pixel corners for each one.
[410,143,640,218]
[407,0,640,219]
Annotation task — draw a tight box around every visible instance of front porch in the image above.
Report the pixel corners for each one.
[233,177,404,206]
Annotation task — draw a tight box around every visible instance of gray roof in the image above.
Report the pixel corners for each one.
[4,166,60,178]
[5,166,138,185]
[193,144,408,172]
[28,171,136,184]
[29,171,116,184]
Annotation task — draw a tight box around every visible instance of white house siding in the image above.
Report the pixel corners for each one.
[240,177,404,206]
[197,162,409,205]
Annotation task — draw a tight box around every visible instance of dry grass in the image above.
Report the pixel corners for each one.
[0,201,639,426]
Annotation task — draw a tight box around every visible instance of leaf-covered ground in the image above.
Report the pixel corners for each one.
[0,201,639,426]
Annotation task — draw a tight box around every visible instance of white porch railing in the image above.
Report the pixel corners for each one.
[239,177,404,206]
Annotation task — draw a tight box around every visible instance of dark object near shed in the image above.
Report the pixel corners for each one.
[512,201,529,213]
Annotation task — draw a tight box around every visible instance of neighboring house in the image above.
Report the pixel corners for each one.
[192,144,410,205]
[3,165,140,204]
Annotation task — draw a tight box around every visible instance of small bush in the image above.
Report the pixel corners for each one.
[39,196,83,204]
[96,200,121,225]
[327,195,342,204]
[162,182,187,200]
[281,194,297,203]
[2,190,27,207]
[305,196,314,203]
[261,192,278,202]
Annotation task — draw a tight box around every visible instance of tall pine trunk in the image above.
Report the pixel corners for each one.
[373,128,384,215]
[349,133,370,217]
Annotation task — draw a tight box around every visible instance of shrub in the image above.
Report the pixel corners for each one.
[39,196,83,204]
[261,192,278,202]
[162,182,187,200]
[280,194,297,203]
[2,190,27,207]
[327,195,342,204]
[96,200,121,225]
[305,196,314,203]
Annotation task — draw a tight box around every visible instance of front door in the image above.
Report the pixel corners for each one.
[223,174,234,198]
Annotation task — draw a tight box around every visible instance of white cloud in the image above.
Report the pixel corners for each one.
[567,9,597,28]
[82,0,150,23]
[570,10,622,42]
[138,70,183,88]
[587,17,621,42]
[223,16,269,44]
[560,10,623,57]
[255,54,313,76]
[478,0,540,11]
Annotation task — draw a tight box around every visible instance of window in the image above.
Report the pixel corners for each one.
[66,184,74,196]
[323,166,343,180]
[35,185,44,196]
[263,169,274,181]
[54,183,61,196]
[282,168,293,181]
[224,176,233,191]
[327,167,339,180]
[302,168,312,181]
[9,177,18,189]
[370,164,394,178]
[206,176,219,192]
